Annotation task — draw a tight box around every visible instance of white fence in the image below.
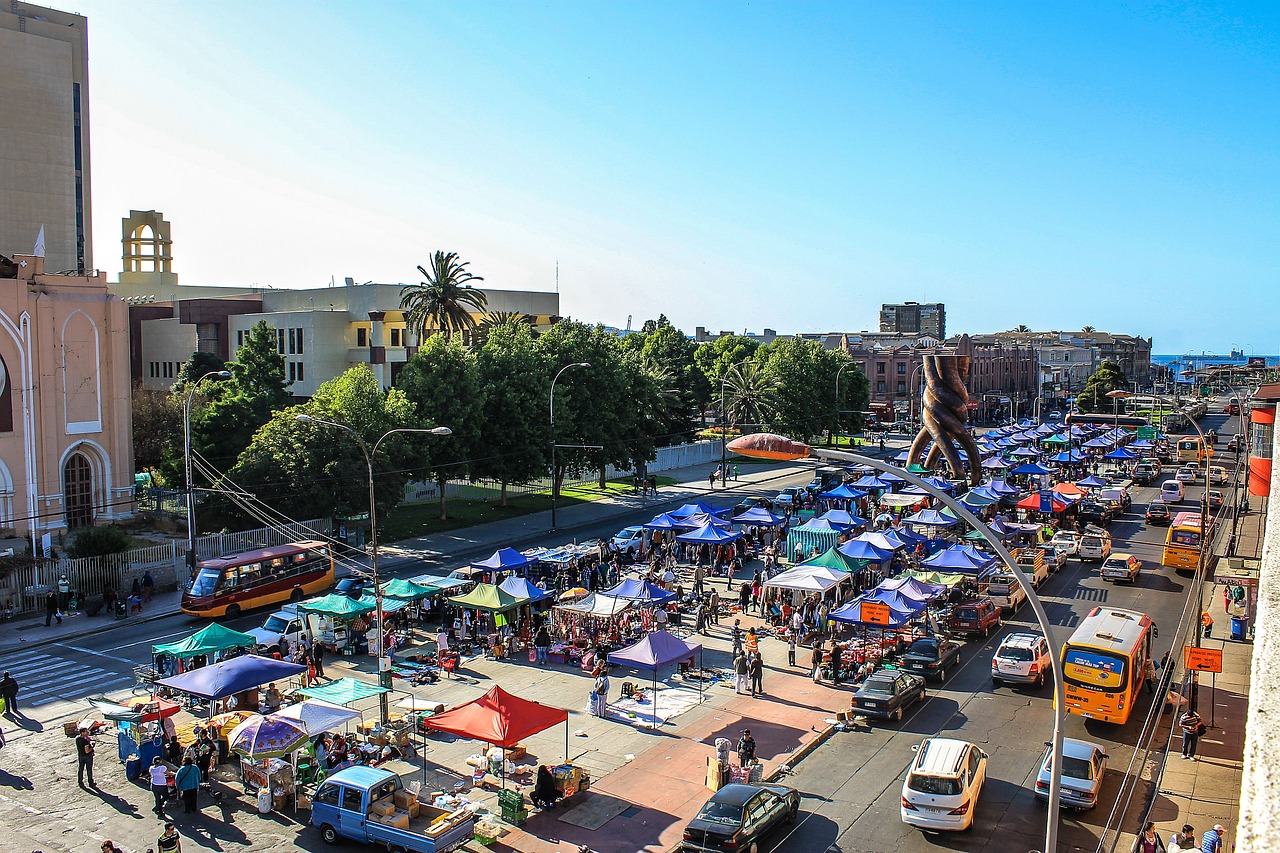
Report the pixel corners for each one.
[0,518,329,617]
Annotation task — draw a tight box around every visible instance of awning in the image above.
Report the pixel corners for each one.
[469,547,534,573]
[298,594,376,619]
[607,630,702,670]
[380,578,441,601]
[601,578,675,603]
[295,677,388,706]
[273,698,361,735]
[422,686,568,749]
[155,655,307,701]
[152,622,257,659]
[448,582,527,612]
[675,522,743,544]
[498,577,552,603]
[553,593,634,617]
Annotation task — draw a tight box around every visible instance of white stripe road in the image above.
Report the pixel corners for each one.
[3,649,135,707]
[52,643,138,665]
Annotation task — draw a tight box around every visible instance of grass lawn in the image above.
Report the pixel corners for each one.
[379,476,676,542]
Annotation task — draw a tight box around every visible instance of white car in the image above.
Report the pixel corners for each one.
[1034,738,1108,810]
[1049,531,1081,557]
[1209,466,1229,485]
[610,526,646,558]
[1175,468,1197,484]
[901,738,988,831]
[991,632,1053,688]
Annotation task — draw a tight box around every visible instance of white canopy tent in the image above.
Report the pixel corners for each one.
[273,698,361,736]
[763,565,846,594]
[553,593,635,618]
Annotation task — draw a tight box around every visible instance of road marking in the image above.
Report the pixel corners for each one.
[115,628,188,651]
[52,643,137,665]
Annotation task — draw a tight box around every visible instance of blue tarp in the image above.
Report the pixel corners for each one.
[498,577,552,603]
[155,655,307,701]
[837,538,894,562]
[675,522,743,544]
[668,502,729,519]
[829,594,925,627]
[731,507,787,527]
[470,547,534,573]
[602,578,676,603]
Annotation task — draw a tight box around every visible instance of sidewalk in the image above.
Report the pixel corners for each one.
[0,587,185,655]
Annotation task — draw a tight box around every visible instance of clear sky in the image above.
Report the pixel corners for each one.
[72,1,1277,354]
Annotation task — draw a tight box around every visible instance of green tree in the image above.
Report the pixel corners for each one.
[720,360,779,432]
[131,387,182,480]
[1076,361,1126,413]
[472,322,551,506]
[225,366,418,523]
[172,351,227,393]
[399,251,489,344]
[693,335,761,391]
[757,339,855,441]
[396,335,485,520]
[620,316,704,444]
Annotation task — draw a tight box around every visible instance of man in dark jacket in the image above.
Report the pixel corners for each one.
[0,671,18,717]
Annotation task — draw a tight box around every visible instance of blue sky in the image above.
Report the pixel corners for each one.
[74,1,1277,353]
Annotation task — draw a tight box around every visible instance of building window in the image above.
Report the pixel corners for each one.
[876,362,886,375]
[357,327,368,347]
[64,453,94,529]
[296,361,304,381]
[288,328,296,355]
[897,380,906,393]
[390,328,402,347]
[236,330,244,348]
[277,328,285,354]
[295,328,304,354]
[876,381,886,393]
[897,362,907,375]
[288,362,296,383]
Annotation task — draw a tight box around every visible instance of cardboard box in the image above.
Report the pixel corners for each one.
[387,809,411,830]
[506,744,527,761]
[369,799,395,817]
[393,789,417,809]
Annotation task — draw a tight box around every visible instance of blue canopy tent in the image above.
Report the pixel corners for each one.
[903,509,959,528]
[1010,447,1042,459]
[1130,439,1154,449]
[602,578,675,604]
[854,531,904,553]
[1083,436,1114,449]
[879,471,907,484]
[470,547,534,574]
[498,576,553,604]
[878,576,946,602]
[1103,447,1138,460]
[155,655,307,708]
[837,538,894,562]
[674,512,733,530]
[981,457,1012,471]
[829,594,925,627]
[922,477,956,492]
[1048,450,1087,464]
[852,474,892,490]
[986,479,1022,497]
[1076,474,1108,488]
[731,507,787,527]
[818,509,868,531]
[920,544,998,575]
[864,585,940,611]
[643,513,685,531]
[794,516,842,534]
[1011,462,1054,476]
[960,489,998,509]
[674,522,742,545]
[818,483,867,501]
[607,630,704,728]
[888,525,928,547]
[668,502,729,519]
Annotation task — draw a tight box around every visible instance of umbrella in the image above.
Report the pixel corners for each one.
[227,714,309,760]
[208,710,258,731]
[558,587,589,600]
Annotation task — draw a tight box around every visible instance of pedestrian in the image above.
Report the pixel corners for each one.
[1200,825,1225,853]
[709,470,717,488]
[149,757,171,814]
[310,641,325,679]
[592,667,610,718]
[693,564,705,596]
[1132,821,1165,853]
[694,603,707,635]
[57,574,71,610]
[733,465,739,481]
[1180,707,1204,759]
[1143,657,1157,695]
[736,729,756,767]
[709,589,720,625]
[534,624,551,666]
[1168,825,1195,852]
[731,620,743,657]
[157,822,182,853]
[787,630,797,667]
[748,652,764,696]
[175,755,200,814]
[733,652,748,694]
[45,589,61,626]
[195,732,215,783]
[811,644,824,683]
[829,638,843,685]
[142,569,155,603]
[1201,611,1213,638]
[76,725,95,787]
[102,584,117,618]
[0,670,18,717]
[100,842,123,853]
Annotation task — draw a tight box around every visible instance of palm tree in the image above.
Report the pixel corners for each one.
[1081,325,1096,334]
[474,311,535,345]
[1014,324,1031,333]
[399,251,489,344]
[721,361,779,432]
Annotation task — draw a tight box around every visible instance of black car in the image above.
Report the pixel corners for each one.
[733,496,774,515]
[682,783,799,852]
[334,577,366,600]
[1145,502,1172,526]
[900,637,963,682]
[1077,501,1116,526]
[851,670,927,722]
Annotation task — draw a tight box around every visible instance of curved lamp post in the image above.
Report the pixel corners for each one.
[550,362,590,530]
[728,432,1067,853]
[296,415,451,720]
[183,370,232,577]
[834,361,854,446]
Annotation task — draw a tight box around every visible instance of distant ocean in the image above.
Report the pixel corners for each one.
[1152,354,1279,368]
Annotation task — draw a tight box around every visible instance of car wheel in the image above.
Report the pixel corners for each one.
[938,667,947,682]
[290,587,304,602]
[1036,671,1044,689]
[891,707,903,722]
[319,824,339,845]
[786,803,799,824]
[747,842,758,853]
[225,603,241,619]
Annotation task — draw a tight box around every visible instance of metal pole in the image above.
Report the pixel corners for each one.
[834,362,851,447]
[550,363,590,529]
[183,370,230,580]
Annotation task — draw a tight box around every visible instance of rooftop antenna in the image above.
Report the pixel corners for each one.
[555,260,559,294]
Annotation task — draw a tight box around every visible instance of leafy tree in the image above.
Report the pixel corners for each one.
[474,311,535,347]
[396,335,485,519]
[399,251,489,344]
[620,316,704,444]
[693,335,761,390]
[472,322,552,505]
[1076,361,1126,413]
[68,525,131,558]
[172,351,227,393]
[757,339,857,441]
[225,366,417,523]
[131,387,182,480]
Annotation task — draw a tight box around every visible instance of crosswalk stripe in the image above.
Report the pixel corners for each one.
[23,668,131,696]
[3,659,85,680]
[27,676,132,707]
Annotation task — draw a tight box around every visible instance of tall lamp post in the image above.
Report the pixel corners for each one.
[550,362,591,529]
[183,370,231,578]
[297,415,451,720]
[833,361,853,446]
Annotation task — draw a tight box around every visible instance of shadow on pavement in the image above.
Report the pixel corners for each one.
[0,767,34,789]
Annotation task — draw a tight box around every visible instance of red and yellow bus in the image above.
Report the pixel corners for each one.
[1162,511,1210,571]
[1060,607,1155,725]
[182,540,335,618]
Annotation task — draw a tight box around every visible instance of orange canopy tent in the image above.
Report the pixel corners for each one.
[423,685,568,747]
[1051,482,1085,498]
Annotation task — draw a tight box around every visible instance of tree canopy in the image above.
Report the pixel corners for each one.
[1076,361,1126,413]
[399,251,489,344]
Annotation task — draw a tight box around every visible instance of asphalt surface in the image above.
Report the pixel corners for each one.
[768,409,1243,853]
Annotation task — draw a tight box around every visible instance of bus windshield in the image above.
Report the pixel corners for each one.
[1063,647,1127,691]
[189,568,221,597]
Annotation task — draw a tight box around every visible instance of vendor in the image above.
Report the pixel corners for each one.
[531,765,560,809]
[263,683,284,712]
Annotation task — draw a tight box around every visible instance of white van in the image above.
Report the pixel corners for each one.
[1160,480,1185,503]
[1078,528,1113,562]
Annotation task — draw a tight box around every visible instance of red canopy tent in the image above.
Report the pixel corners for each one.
[1014,492,1071,514]
[422,686,570,784]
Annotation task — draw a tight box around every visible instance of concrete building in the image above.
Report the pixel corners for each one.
[880,301,945,340]
[0,251,133,540]
[109,213,560,396]
[0,2,93,275]
[978,328,1151,387]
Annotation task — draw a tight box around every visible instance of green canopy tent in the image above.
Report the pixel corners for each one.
[380,578,441,601]
[295,676,388,706]
[152,622,258,660]
[796,546,865,574]
[447,583,527,613]
[297,594,377,619]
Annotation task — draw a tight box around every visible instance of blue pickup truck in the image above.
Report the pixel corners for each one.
[311,766,474,853]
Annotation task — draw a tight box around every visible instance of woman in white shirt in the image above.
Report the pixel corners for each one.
[148,757,171,815]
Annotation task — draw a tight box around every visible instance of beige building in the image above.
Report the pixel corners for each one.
[0,2,93,275]
[0,252,134,541]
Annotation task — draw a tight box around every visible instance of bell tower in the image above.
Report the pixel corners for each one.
[119,209,177,288]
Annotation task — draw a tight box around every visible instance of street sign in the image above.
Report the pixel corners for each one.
[1137,427,1157,439]
[861,602,892,626]
[1184,646,1223,674]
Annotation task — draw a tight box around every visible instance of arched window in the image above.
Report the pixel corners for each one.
[64,453,93,529]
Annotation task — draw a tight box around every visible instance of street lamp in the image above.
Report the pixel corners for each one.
[550,363,590,530]
[183,370,232,578]
[296,414,451,720]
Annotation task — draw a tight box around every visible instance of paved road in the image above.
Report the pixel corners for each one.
[770,409,1241,853]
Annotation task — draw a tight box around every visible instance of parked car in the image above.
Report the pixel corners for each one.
[991,632,1053,688]
[681,783,799,853]
[987,572,1028,613]
[610,525,646,558]
[1207,490,1224,511]
[773,487,805,508]
[947,598,1003,638]
[851,670,928,722]
[900,637,964,682]
[1101,553,1142,583]
[1077,500,1116,527]
[1034,738,1108,810]
[1050,531,1082,557]
[733,496,774,515]
[900,738,989,832]
[1047,546,1070,572]
[1175,467,1197,484]
[1078,527,1113,562]
[1160,480,1185,503]
[1145,501,1172,526]
[334,577,367,600]
[805,470,844,494]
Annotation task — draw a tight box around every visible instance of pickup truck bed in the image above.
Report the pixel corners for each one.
[366,804,472,853]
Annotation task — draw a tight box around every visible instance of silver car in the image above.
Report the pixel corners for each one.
[1035,738,1108,810]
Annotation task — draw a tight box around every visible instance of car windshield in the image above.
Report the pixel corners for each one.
[999,646,1034,661]
[956,608,978,620]
[1061,755,1095,780]
[907,640,937,656]
[861,677,896,697]
[907,774,962,796]
[697,801,743,822]
[263,615,290,634]
[188,568,220,597]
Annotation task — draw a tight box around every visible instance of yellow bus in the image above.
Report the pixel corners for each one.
[181,540,335,618]
[1176,437,1210,464]
[1060,607,1155,725]
[1162,511,1208,571]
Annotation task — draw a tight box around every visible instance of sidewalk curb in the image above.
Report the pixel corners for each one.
[765,723,838,783]
[0,607,181,656]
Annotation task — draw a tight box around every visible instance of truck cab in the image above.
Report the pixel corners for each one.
[1012,548,1050,588]
[986,572,1027,613]
[312,766,474,853]
[248,604,310,652]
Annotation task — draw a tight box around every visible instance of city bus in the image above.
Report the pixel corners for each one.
[1060,606,1156,725]
[1162,511,1210,571]
[1176,437,1210,463]
[181,540,335,618]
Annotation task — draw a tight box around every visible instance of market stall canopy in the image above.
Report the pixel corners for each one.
[1048,450,1087,464]
[877,493,929,508]
[602,578,675,603]
[448,582,527,612]
[357,594,409,613]
[922,477,957,492]
[607,630,702,670]
[985,479,1023,496]
[152,622,257,659]
[1014,491,1071,513]
[675,522,743,544]
[228,714,309,760]
[731,507,787,527]
[668,501,730,519]
[1075,474,1109,488]
[852,474,893,490]
[818,509,868,531]
[553,593,634,617]
[960,489,998,509]
[903,509,959,528]
[1103,447,1138,460]
[854,531,904,553]
[920,544,998,573]
[469,547,534,573]
[295,676,388,706]
[902,569,967,588]
[877,576,945,601]
[498,577,552,604]
[829,594,925,627]
[762,566,845,593]
[797,546,864,573]
[794,516,842,534]
[1052,482,1086,498]
[1043,433,1071,445]
[155,655,306,701]
[1010,447,1042,459]
[297,593,377,619]
[379,578,442,601]
[1011,462,1054,476]
[818,483,867,501]
[837,538,894,562]
[421,685,568,749]
[888,525,928,546]
[643,513,685,531]
[676,512,733,530]
[864,585,936,612]
[273,698,361,735]
[86,695,180,724]
[980,457,1012,471]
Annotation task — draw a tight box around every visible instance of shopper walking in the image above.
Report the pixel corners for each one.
[787,630,797,667]
[0,671,18,717]
[736,729,757,767]
[149,757,170,814]
[76,726,95,788]
[734,653,749,694]
[45,590,61,626]
[157,822,182,853]
[175,756,200,814]
[1200,825,1226,853]
[534,625,551,666]
[811,644,824,683]
[1131,821,1165,853]
[748,652,764,696]
[1180,708,1204,759]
